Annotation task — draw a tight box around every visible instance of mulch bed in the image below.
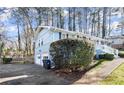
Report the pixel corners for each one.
[52,61,100,82]
[52,69,87,82]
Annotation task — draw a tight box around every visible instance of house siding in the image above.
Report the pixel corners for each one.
[34,27,119,66]
[35,28,60,66]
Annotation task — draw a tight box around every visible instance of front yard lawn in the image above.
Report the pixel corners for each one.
[100,63,124,85]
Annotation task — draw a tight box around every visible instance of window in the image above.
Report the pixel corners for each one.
[66,34,68,38]
[59,32,61,39]
[77,35,79,38]
[41,40,43,46]
[83,36,86,39]
[43,56,48,60]
[38,40,40,47]
[62,34,65,39]
[107,43,111,46]
[101,41,104,45]
[97,40,99,44]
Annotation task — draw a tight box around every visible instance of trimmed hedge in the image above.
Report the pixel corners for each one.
[98,53,114,60]
[118,53,124,58]
[99,54,105,59]
[2,57,12,64]
[49,39,94,70]
[104,53,114,60]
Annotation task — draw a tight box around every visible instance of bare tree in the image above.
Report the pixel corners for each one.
[102,7,107,38]
[68,8,73,31]
[72,7,76,31]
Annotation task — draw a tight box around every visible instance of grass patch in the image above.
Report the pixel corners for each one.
[12,61,34,64]
[119,51,124,53]
[100,63,124,85]
[93,59,109,70]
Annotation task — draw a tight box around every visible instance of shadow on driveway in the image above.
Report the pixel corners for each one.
[0,64,70,85]
[0,62,103,85]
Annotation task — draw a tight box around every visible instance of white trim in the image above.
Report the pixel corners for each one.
[37,26,111,43]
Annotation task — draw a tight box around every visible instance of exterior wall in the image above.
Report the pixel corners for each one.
[111,38,124,45]
[35,29,60,66]
[109,37,124,49]
[95,39,118,58]
[60,31,118,57]
[35,27,119,66]
[112,44,124,49]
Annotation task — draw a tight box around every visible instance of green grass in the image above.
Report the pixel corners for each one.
[119,51,124,53]
[93,59,109,70]
[100,63,124,85]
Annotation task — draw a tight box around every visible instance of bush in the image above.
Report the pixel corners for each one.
[118,53,124,58]
[119,48,124,51]
[99,54,105,59]
[2,57,12,64]
[104,53,114,60]
[98,53,114,60]
[49,39,94,71]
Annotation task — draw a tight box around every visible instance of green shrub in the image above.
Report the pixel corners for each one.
[98,53,114,60]
[99,54,105,59]
[118,53,124,58]
[104,53,114,60]
[119,48,124,51]
[2,57,12,64]
[49,39,94,71]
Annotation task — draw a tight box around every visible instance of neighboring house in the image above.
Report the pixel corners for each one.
[34,26,118,66]
[106,36,124,49]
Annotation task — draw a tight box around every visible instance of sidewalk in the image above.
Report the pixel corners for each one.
[73,58,124,85]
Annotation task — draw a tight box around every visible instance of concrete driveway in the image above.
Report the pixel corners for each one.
[0,64,70,85]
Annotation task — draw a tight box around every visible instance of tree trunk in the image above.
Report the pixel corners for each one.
[121,8,124,35]
[17,22,21,51]
[59,8,64,29]
[51,8,54,26]
[73,8,76,31]
[97,9,101,37]
[57,8,59,28]
[102,7,107,38]
[84,8,88,34]
[78,9,82,32]
[91,16,94,36]
[68,8,72,31]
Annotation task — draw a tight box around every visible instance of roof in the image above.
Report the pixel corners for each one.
[35,26,111,43]
[106,36,124,39]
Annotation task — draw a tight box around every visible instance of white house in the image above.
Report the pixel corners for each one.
[34,26,118,66]
[106,36,124,49]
